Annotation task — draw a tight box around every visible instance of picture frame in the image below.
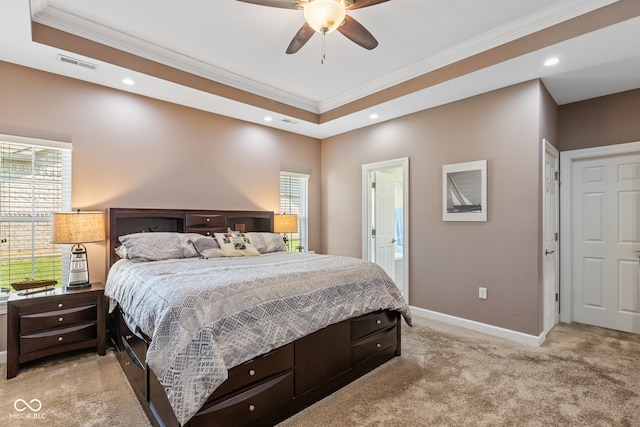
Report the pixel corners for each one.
[443,160,487,221]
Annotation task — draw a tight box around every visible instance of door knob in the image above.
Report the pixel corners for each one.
[545,249,554,255]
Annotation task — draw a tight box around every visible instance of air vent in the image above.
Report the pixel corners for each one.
[57,54,98,71]
[281,118,299,125]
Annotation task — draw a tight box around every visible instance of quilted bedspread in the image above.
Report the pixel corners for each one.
[105,252,411,425]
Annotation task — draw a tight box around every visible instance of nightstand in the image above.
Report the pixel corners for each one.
[6,283,106,379]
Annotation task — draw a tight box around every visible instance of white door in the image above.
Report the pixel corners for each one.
[543,142,559,335]
[373,171,395,280]
[572,152,640,333]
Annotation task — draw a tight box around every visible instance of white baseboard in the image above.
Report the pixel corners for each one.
[0,350,6,364]
[410,306,546,347]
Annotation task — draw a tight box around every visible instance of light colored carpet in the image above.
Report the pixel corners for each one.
[281,317,640,426]
[1,349,151,427]
[2,317,639,426]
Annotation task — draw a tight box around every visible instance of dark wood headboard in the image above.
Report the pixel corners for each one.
[106,208,274,269]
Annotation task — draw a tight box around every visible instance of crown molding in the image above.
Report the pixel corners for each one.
[30,0,620,115]
[318,0,620,111]
[30,0,320,113]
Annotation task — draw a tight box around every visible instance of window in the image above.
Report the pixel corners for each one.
[279,172,308,251]
[0,135,72,292]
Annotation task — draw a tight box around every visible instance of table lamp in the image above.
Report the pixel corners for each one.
[51,210,105,288]
[274,213,298,251]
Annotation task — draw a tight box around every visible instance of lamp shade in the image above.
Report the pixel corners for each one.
[51,211,105,244]
[274,214,298,234]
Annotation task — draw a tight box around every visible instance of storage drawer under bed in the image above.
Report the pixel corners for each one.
[209,343,294,401]
[191,371,294,427]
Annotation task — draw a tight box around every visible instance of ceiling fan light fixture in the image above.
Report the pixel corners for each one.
[304,0,346,34]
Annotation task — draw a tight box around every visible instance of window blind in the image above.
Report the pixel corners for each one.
[280,172,308,251]
[0,137,71,289]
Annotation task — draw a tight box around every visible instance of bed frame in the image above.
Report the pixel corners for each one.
[106,208,402,427]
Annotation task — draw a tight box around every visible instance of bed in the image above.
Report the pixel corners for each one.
[105,208,411,427]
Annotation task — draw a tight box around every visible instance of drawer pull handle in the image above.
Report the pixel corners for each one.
[248,405,255,412]
[125,361,131,366]
[376,343,381,348]
[376,319,382,325]
[249,369,256,376]
[58,303,63,308]
[206,218,210,222]
[58,337,64,342]
[206,232,211,236]
[125,335,133,340]
[58,317,64,322]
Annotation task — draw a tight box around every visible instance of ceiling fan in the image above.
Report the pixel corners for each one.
[237,0,389,55]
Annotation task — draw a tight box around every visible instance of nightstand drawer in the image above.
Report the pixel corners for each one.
[20,322,97,355]
[20,304,97,334]
[17,294,98,315]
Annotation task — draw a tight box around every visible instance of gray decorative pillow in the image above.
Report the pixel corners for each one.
[245,232,287,253]
[191,237,224,259]
[118,232,200,262]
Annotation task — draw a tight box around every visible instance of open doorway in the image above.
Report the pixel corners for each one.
[362,158,409,301]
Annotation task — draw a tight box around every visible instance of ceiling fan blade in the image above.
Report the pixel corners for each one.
[286,22,316,54]
[236,0,302,9]
[346,0,389,10]
[337,15,378,50]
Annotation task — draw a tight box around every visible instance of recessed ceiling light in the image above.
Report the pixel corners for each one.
[264,116,273,122]
[369,113,379,120]
[544,57,560,66]
[122,78,135,85]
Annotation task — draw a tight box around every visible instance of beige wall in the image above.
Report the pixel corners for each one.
[0,61,321,352]
[0,57,635,351]
[322,80,551,335]
[558,88,640,151]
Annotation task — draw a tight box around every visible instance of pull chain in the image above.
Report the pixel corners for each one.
[320,27,328,64]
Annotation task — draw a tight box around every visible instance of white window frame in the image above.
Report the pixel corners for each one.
[0,134,72,311]
[279,171,309,252]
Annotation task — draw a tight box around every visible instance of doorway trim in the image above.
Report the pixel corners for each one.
[542,139,559,336]
[559,141,640,323]
[362,157,409,302]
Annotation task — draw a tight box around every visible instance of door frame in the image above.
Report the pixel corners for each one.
[559,141,640,323]
[542,139,559,335]
[362,157,409,302]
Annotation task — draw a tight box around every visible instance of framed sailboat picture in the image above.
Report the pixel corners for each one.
[443,160,487,221]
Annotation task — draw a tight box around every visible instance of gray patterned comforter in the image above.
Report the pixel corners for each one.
[105,252,411,425]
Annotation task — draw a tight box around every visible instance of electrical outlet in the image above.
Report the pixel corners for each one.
[479,287,487,299]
